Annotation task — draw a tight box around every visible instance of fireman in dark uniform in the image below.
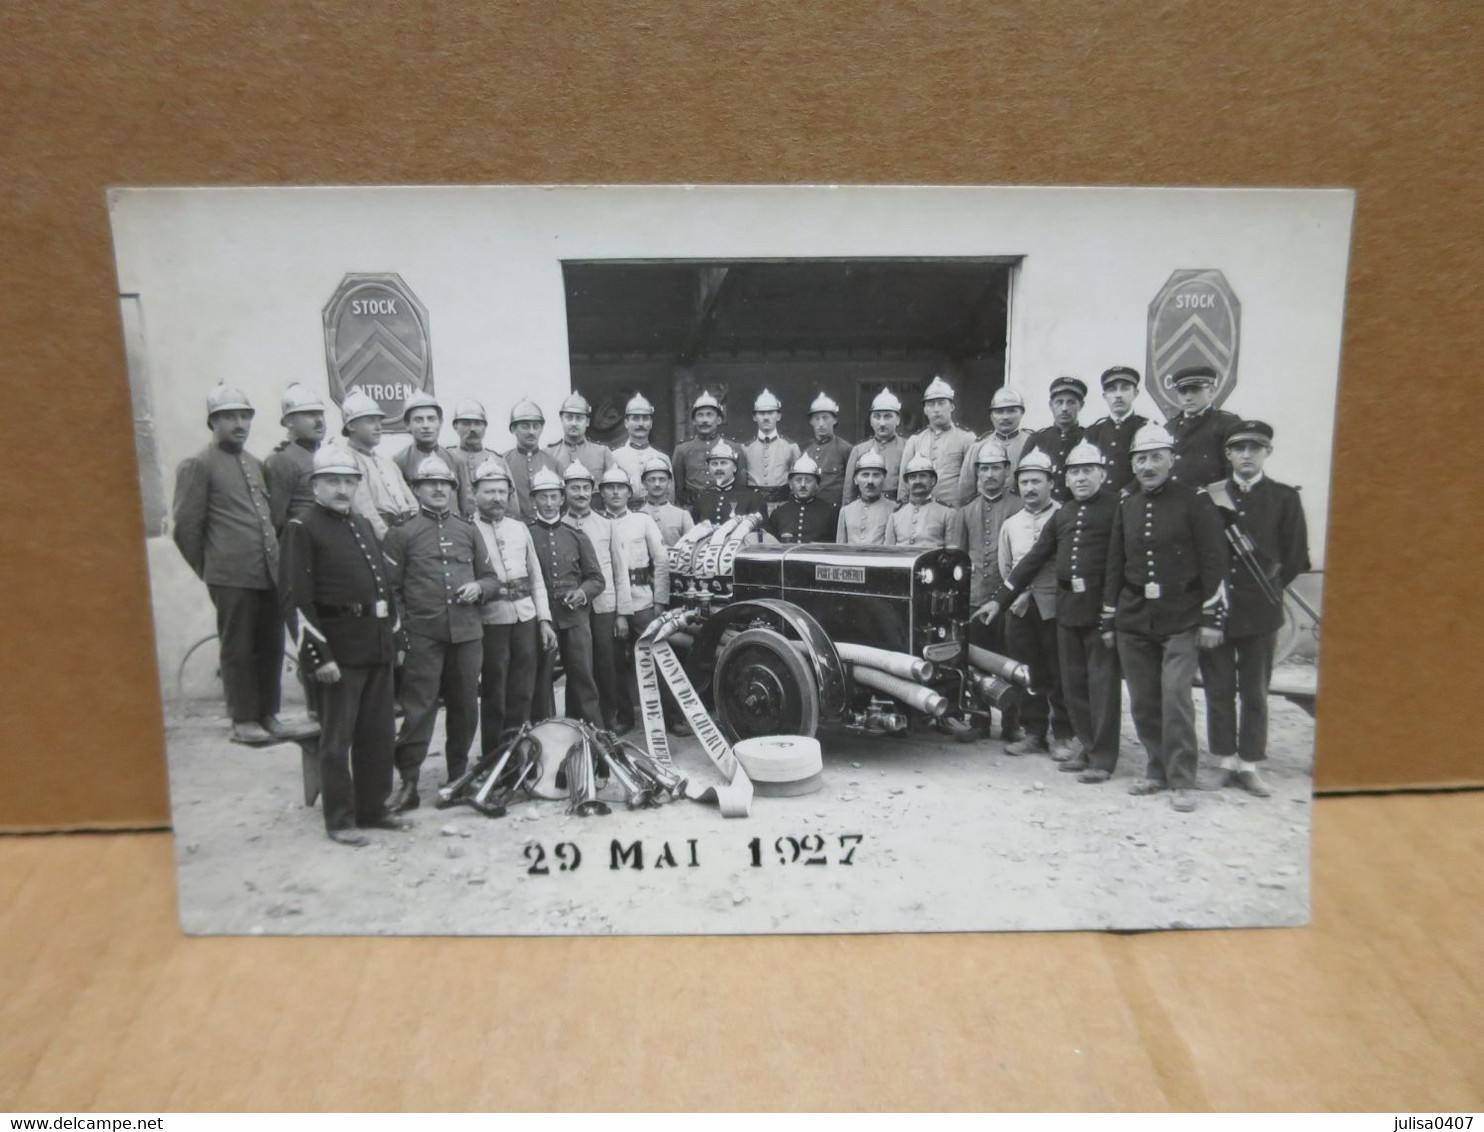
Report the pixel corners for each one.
[975,440,1123,783]
[527,466,607,724]
[801,393,854,508]
[1101,423,1229,813]
[1021,376,1087,503]
[1200,421,1311,797]
[672,391,748,509]
[690,439,767,526]
[279,445,410,846]
[1082,366,1148,494]
[765,454,839,544]
[1166,365,1242,487]
[263,383,327,532]
[382,454,501,813]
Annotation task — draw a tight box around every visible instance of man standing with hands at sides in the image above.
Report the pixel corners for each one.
[339,390,417,541]
[611,393,670,505]
[382,454,500,813]
[1201,421,1310,798]
[899,376,976,506]
[953,438,1024,739]
[836,450,896,546]
[800,393,853,509]
[766,455,839,544]
[638,454,694,547]
[600,466,671,733]
[742,389,800,514]
[562,462,633,731]
[528,467,605,725]
[1021,377,1088,504]
[546,392,615,480]
[1083,366,1148,494]
[1101,423,1229,813]
[392,390,461,496]
[672,391,747,509]
[691,440,768,527]
[279,445,410,846]
[885,455,962,550]
[1166,365,1242,488]
[471,459,555,752]
[264,383,327,532]
[174,383,300,746]
[957,387,1033,504]
[993,450,1074,759]
[448,399,511,520]
[503,398,562,522]
[843,387,907,505]
[975,441,1122,781]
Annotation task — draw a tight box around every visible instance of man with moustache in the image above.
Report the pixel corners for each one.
[264,383,328,532]
[278,445,410,845]
[976,441,1122,782]
[546,392,614,479]
[382,454,500,813]
[672,391,748,509]
[611,393,671,506]
[1101,423,1230,813]
[392,390,463,499]
[1021,377,1088,504]
[885,455,962,550]
[1083,366,1149,494]
[765,455,839,544]
[1166,365,1243,488]
[471,459,556,751]
[800,393,853,509]
[898,376,976,506]
[600,466,671,733]
[502,398,563,522]
[957,387,1034,504]
[338,390,417,541]
[952,438,1024,740]
[561,462,633,731]
[528,467,606,725]
[842,387,907,505]
[690,440,768,527]
[1200,421,1310,798]
[836,450,896,546]
[448,399,512,520]
[173,383,297,745]
[637,455,694,548]
[742,389,801,513]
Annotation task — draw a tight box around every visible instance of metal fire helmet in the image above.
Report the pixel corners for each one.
[529,467,564,493]
[600,465,633,489]
[870,387,903,414]
[473,458,511,485]
[753,389,782,413]
[691,391,724,417]
[808,393,840,417]
[206,382,254,422]
[340,389,385,429]
[411,454,458,483]
[310,444,361,478]
[452,398,488,424]
[923,376,956,403]
[1064,440,1107,468]
[1129,422,1176,454]
[562,461,595,484]
[989,386,1026,410]
[853,450,889,474]
[558,392,592,417]
[508,398,545,428]
[401,389,443,421]
[640,454,673,478]
[706,439,738,463]
[279,383,327,424]
[974,438,1012,467]
[904,454,938,479]
[1015,450,1056,481]
[789,453,822,479]
[624,393,656,416]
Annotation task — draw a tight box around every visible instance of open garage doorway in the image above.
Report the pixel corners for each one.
[560,258,1018,453]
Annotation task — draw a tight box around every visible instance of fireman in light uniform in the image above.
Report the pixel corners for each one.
[611,393,670,505]
[502,397,563,521]
[836,450,896,545]
[742,388,800,512]
[843,387,907,504]
[765,454,839,544]
[885,454,962,549]
[637,453,694,548]
[546,392,614,479]
[599,465,671,732]
[800,393,853,508]
[957,386,1034,503]
[339,390,417,540]
[899,375,976,505]
[449,398,513,520]
[562,461,633,731]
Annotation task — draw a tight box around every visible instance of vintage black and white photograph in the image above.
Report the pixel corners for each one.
[107,185,1352,935]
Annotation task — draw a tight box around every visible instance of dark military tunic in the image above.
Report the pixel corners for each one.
[501,445,563,522]
[765,497,840,544]
[1206,475,1310,637]
[381,507,499,644]
[392,441,463,493]
[672,434,748,508]
[800,435,854,508]
[1101,481,1229,638]
[172,441,279,588]
[842,436,906,504]
[528,515,606,724]
[994,488,1120,628]
[263,438,319,533]
[1082,413,1148,495]
[1167,406,1242,488]
[448,445,515,520]
[545,436,614,478]
[1020,422,1085,503]
[690,482,769,527]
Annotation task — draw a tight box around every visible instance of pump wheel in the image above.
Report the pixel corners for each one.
[713,628,820,742]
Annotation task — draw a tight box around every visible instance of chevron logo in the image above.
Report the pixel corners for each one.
[1146,269,1241,418]
[322,274,434,431]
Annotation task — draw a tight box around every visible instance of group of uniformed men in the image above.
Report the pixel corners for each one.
[174,362,1308,842]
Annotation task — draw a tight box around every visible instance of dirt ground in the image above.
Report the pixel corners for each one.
[166,662,1315,936]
